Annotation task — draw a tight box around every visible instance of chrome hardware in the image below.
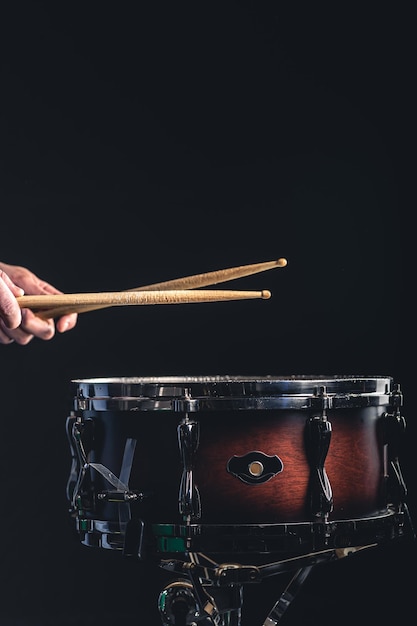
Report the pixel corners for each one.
[152,508,410,556]
[71,375,396,412]
[306,386,333,519]
[383,401,407,504]
[389,383,403,409]
[158,580,201,625]
[178,420,201,520]
[97,490,145,502]
[75,389,89,411]
[66,413,95,514]
[173,398,201,412]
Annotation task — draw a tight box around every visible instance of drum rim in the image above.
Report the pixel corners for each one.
[71,375,396,411]
[74,506,406,555]
[72,374,393,385]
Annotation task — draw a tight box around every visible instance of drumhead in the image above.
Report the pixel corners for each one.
[72,374,395,412]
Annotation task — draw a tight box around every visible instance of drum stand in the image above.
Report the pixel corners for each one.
[157,544,372,625]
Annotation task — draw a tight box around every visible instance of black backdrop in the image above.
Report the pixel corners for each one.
[1,2,414,625]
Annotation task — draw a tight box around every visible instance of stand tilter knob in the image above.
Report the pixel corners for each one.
[158,580,207,626]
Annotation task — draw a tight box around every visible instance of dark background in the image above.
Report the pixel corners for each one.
[1,2,415,625]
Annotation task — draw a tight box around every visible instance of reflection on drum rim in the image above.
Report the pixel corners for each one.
[72,374,396,412]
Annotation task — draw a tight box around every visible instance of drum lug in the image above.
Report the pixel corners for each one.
[178,420,201,520]
[305,403,333,519]
[66,413,79,508]
[383,400,407,504]
[66,413,96,515]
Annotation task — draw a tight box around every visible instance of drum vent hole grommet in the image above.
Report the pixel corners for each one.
[249,461,264,477]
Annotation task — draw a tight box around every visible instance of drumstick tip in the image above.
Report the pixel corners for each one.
[261,290,272,299]
[276,258,287,267]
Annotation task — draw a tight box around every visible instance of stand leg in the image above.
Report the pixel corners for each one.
[158,555,318,625]
[262,566,314,626]
[208,585,243,626]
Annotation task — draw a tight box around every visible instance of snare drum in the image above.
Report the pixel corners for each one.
[66,375,408,559]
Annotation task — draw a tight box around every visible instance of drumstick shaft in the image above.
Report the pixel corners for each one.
[33,258,286,319]
[18,289,271,318]
[131,257,287,291]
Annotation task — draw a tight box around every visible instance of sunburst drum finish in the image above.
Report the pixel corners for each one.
[68,375,397,532]
[195,406,382,523]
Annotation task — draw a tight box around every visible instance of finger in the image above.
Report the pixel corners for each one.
[0,264,62,297]
[22,280,79,333]
[0,269,25,296]
[0,274,24,329]
[31,279,64,296]
[55,312,78,333]
[1,318,35,345]
[19,309,56,341]
[0,322,16,345]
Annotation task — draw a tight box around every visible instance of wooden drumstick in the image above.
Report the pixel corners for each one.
[17,289,272,318]
[127,257,287,291]
[34,257,287,319]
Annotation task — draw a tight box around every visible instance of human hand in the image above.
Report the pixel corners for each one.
[0,262,78,345]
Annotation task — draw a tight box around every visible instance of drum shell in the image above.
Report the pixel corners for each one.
[75,402,388,526]
[76,409,181,524]
[195,405,385,523]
